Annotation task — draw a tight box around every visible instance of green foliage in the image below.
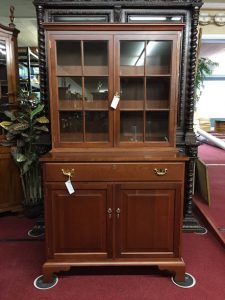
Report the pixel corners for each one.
[195,57,219,104]
[0,90,49,206]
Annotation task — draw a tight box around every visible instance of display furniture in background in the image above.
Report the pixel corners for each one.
[0,7,23,213]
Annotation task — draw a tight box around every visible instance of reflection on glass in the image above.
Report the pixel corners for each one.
[120,41,145,66]
[56,41,81,66]
[145,112,169,141]
[58,77,82,100]
[84,77,108,101]
[0,40,7,103]
[85,111,108,141]
[120,77,144,100]
[53,16,108,23]
[146,77,170,108]
[84,41,108,66]
[120,111,143,142]
[146,41,172,74]
[128,15,183,23]
[60,111,83,142]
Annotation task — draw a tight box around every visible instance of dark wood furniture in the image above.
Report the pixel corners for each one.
[34,0,203,283]
[0,20,23,213]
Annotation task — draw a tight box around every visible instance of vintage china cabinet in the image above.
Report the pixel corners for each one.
[34,0,203,283]
[0,18,23,212]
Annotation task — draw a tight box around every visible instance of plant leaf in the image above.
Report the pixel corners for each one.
[12,152,27,163]
[36,116,49,124]
[12,123,29,131]
[4,111,16,121]
[0,121,12,130]
[22,160,33,175]
[34,125,49,132]
[31,104,44,120]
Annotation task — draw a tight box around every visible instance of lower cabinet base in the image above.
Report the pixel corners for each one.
[42,259,186,283]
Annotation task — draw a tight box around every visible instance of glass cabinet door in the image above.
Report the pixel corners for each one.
[49,31,180,148]
[115,34,179,146]
[0,39,8,136]
[52,36,113,146]
[0,39,8,105]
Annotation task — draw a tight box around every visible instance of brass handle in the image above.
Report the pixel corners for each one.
[154,168,168,176]
[61,168,75,179]
[107,208,112,219]
[116,208,121,219]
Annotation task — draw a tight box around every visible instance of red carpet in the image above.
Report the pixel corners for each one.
[0,215,225,300]
[0,215,36,240]
[194,144,225,245]
[198,143,225,164]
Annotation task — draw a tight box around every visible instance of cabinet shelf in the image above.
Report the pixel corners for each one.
[59,100,109,111]
[57,65,109,76]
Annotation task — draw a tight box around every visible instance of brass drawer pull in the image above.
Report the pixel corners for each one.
[154,168,168,176]
[107,208,112,219]
[116,208,121,219]
[61,168,75,179]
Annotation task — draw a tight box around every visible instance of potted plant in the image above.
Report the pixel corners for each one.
[0,89,49,218]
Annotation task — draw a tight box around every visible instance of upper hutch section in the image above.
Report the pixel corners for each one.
[34,0,203,150]
[45,24,182,149]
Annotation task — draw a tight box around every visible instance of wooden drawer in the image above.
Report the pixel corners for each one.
[43,162,185,182]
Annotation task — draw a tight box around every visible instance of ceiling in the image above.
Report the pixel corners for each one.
[0,0,224,47]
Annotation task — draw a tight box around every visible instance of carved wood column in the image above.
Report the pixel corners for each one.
[183,4,205,232]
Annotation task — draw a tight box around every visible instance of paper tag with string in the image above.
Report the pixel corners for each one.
[65,178,75,194]
[110,93,120,109]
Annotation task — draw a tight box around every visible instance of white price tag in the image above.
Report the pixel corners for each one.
[110,95,120,109]
[65,179,75,194]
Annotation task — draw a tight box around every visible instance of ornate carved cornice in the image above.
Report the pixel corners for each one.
[33,0,203,8]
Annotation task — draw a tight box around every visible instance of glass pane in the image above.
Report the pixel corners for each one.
[146,41,172,75]
[56,41,81,75]
[85,111,108,142]
[84,41,108,66]
[53,16,108,23]
[84,77,108,109]
[60,111,83,142]
[120,77,144,100]
[146,77,170,109]
[58,77,82,109]
[120,41,145,76]
[128,15,183,23]
[84,77,108,101]
[120,111,143,142]
[83,41,108,76]
[146,112,169,141]
[0,40,8,104]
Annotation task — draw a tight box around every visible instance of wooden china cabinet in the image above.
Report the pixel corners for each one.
[34,0,203,283]
[0,18,23,213]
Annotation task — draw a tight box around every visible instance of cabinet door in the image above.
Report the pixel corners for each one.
[48,34,114,148]
[115,182,183,259]
[45,182,113,260]
[115,33,181,147]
